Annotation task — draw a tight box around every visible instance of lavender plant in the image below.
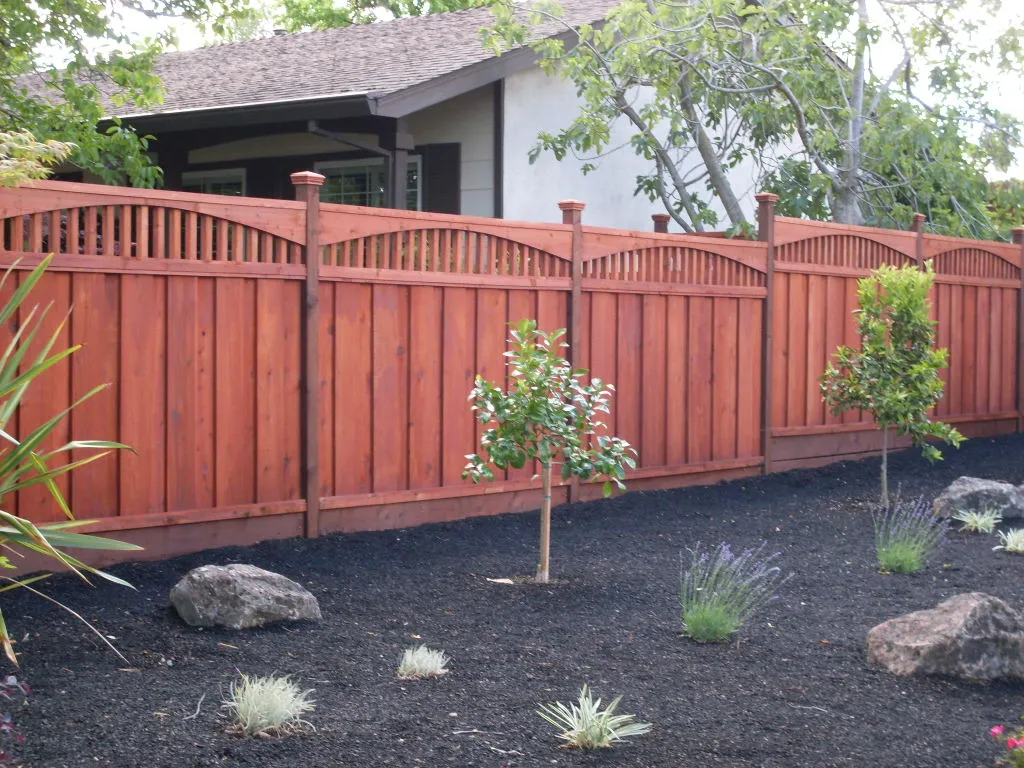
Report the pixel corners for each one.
[874,496,949,574]
[680,542,790,643]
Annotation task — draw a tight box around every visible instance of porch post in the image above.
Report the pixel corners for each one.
[292,171,325,538]
[380,119,415,210]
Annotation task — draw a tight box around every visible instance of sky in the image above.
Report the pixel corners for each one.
[116,0,1024,179]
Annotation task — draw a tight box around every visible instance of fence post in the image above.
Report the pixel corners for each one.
[1014,227,1024,433]
[652,213,670,234]
[292,171,326,538]
[911,213,926,267]
[756,193,778,474]
[559,199,585,503]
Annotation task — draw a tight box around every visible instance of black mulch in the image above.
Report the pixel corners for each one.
[5,435,1024,768]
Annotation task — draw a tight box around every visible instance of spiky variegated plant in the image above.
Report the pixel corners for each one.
[0,255,138,664]
[463,319,635,583]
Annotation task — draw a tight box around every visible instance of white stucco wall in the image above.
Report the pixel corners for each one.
[502,68,761,231]
[407,86,494,217]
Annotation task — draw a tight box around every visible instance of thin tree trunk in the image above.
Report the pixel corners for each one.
[880,427,889,508]
[835,0,868,226]
[537,461,552,584]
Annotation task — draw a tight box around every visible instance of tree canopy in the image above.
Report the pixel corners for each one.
[1,0,248,186]
[486,0,1024,237]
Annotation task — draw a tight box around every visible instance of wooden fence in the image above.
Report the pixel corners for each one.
[0,178,1020,565]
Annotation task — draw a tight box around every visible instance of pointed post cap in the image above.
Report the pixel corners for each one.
[755,192,780,204]
[1012,227,1024,245]
[290,171,326,186]
[652,213,670,233]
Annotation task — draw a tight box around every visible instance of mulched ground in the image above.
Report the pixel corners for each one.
[5,435,1024,768]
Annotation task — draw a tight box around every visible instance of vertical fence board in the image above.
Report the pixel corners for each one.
[334,282,373,495]
[589,292,618,437]
[712,298,739,460]
[641,294,667,467]
[441,287,476,487]
[194,277,216,508]
[409,287,443,489]
[372,284,410,493]
[119,275,166,516]
[69,272,120,519]
[166,277,198,512]
[214,279,257,506]
[615,293,642,461]
[665,295,689,465]
[737,298,761,458]
[687,296,713,463]
[785,273,808,428]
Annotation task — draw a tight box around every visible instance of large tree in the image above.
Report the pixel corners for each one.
[1,0,248,186]
[486,0,1023,236]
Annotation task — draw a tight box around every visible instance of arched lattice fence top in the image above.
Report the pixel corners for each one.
[582,245,765,287]
[1,204,303,264]
[321,228,572,277]
[928,247,1020,281]
[775,233,913,270]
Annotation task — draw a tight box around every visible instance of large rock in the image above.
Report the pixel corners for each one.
[170,564,321,629]
[867,593,1024,682]
[932,476,1024,521]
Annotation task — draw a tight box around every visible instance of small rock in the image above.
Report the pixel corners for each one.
[170,564,321,629]
[867,593,1024,682]
[932,476,1024,520]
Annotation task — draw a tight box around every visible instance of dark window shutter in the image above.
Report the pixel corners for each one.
[419,143,460,214]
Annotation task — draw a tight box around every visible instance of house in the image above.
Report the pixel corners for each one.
[55,0,760,230]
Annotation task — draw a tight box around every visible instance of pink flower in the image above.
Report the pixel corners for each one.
[1008,738,1020,750]
[993,726,1006,738]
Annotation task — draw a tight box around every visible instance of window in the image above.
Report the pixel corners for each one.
[181,168,246,196]
[316,157,421,210]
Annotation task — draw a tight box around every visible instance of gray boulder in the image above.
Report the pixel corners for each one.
[867,593,1024,682]
[170,564,321,629]
[932,476,1024,521]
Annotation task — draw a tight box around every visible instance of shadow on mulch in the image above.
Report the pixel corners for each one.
[5,435,1024,767]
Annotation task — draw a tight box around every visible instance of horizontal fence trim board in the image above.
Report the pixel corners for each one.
[319,266,572,290]
[0,253,306,280]
[932,275,1021,289]
[581,280,766,299]
[621,456,763,480]
[772,410,1021,438]
[774,217,919,252]
[76,499,307,534]
[775,262,875,279]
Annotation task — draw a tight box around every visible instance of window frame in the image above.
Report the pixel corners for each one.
[315,155,422,211]
[181,167,247,196]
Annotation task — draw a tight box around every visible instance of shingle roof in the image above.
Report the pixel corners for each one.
[91,0,616,118]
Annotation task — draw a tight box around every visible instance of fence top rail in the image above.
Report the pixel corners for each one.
[1,179,307,213]
[774,215,919,250]
[922,231,1021,264]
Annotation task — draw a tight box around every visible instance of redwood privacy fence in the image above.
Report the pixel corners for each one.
[0,176,1020,565]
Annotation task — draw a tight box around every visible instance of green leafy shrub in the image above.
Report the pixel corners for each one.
[397,645,449,679]
[537,684,651,749]
[0,256,138,663]
[821,264,964,506]
[223,673,315,738]
[994,529,1024,555]
[990,722,1024,766]
[952,508,1002,534]
[464,319,636,583]
[680,542,789,643]
[874,496,949,573]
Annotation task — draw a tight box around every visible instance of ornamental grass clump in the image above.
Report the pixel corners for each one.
[679,542,790,643]
[537,684,651,749]
[952,507,1002,534]
[397,645,449,679]
[874,496,949,574]
[223,674,315,738]
[994,529,1024,555]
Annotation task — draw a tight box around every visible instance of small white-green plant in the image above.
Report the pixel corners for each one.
[537,684,651,749]
[397,645,449,679]
[952,508,1002,534]
[222,673,315,738]
[994,529,1024,554]
[874,496,949,574]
